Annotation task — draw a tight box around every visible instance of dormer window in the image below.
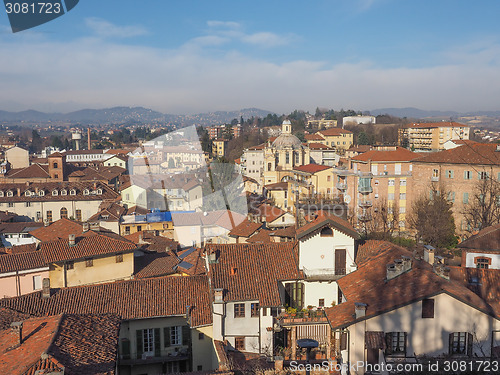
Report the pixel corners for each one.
[52,190,58,196]
[7,191,13,197]
[25,190,32,197]
[0,191,4,197]
[61,189,67,196]
[83,189,90,195]
[96,189,103,195]
[38,190,45,196]
[70,189,76,196]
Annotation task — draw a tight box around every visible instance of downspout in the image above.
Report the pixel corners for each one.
[16,271,21,296]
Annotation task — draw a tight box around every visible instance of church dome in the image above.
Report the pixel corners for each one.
[271,120,303,150]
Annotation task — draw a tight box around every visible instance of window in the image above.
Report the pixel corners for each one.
[327,175,331,182]
[36,212,41,221]
[432,169,439,178]
[137,328,160,357]
[251,303,259,317]
[75,210,82,222]
[464,170,472,180]
[52,189,58,196]
[199,332,205,340]
[61,189,67,196]
[235,337,245,351]
[83,189,90,195]
[234,303,245,318]
[60,207,68,219]
[422,299,434,318]
[447,191,455,202]
[388,179,395,186]
[70,189,76,195]
[7,191,13,197]
[170,326,181,346]
[85,258,93,267]
[320,227,333,237]
[53,162,58,168]
[268,162,272,171]
[262,308,267,316]
[463,192,469,204]
[116,253,123,263]
[400,179,406,186]
[285,152,290,164]
[46,211,52,222]
[388,193,395,200]
[478,171,489,180]
[32,275,42,290]
[271,307,279,317]
[318,299,325,308]
[8,202,14,208]
[385,332,407,356]
[446,170,454,179]
[65,261,74,270]
[125,226,131,235]
[25,202,31,207]
[54,174,59,179]
[476,257,491,269]
[449,332,472,356]
[399,193,406,200]
[137,225,142,232]
[399,207,406,214]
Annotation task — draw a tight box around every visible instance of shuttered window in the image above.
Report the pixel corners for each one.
[422,299,434,318]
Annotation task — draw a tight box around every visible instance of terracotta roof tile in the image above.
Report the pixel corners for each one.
[457,223,500,251]
[269,226,296,238]
[30,218,85,242]
[318,128,352,136]
[134,252,178,278]
[307,142,333,150]
[228,219,262,238]
[0,251,46,274]
[264,182,288,190]
[39,231,136,263]
[0,222,43,234]
[176,248,206,276]
[207,243,301,306]
[293,164,332,174]
[296,211,360,240]
[351,147,420,162]
[5,164,50,179]
[246,229,273,243]
[249,203,287,223]
[305,134,325,141]
[326,241,500,329]
[0,275,212,327]
[414,143,500,165]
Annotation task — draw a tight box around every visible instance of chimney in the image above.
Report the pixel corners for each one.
[401,255,412,272]
[230,267,237,276]
[423,245,435,265]
[208,252,219,264]
[386,263,398,281]
[44,219,50,227]
[68,234,76,246]
[354,302,367,319]
[87,128,91,150]
[42,278,51,299]
[214,288,224,303]
[9,322,23,349]
[433,264,450,280]
[82,222,89,232]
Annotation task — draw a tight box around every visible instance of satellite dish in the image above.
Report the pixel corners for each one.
[344,195,351,204]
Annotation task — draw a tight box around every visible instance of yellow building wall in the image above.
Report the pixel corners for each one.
[192,325,217,372]
[49,251,134,287]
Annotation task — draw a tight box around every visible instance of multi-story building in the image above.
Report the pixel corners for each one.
[316,128,354,152]
[212,139,228,158]
[333,147,421,230]
[411,143,500,234]
[398,122,470,152]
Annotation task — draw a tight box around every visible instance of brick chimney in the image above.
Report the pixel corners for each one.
[82,222,89,232]
[433,264,450,280]
[8,322,23,349]
[42,278,51,299]
[68,234,76,246]
[386,256,412,281]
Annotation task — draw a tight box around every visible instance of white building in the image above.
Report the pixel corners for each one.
[457,224,500,269]
[342,115,376,126]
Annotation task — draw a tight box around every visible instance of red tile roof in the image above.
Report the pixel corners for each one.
[449,267,500,308]
[305,134,325,141]
[125,231,179,252]
[457,223,500,252]
[296,211,359,240]
[0,313,121,375]
[414,143,500,165]
[355,240,395,266]
[29,218,84,242]
[326,241,500,329]
[206,243,301,306]
[318,128,353,136]
[0,251,46,274]
[293,164,332,174]
[0,275,212,327]
[228,219,262,238]
[246,229,273,243]
[249,203,287,223]
[5,163,50,179]
[269,226,296,238]
[264,182,288,191]
[39,231,136,263]
[134,252,179,278]
[0,222,43,234]
[351,147,420,162]
[307,142,333,150]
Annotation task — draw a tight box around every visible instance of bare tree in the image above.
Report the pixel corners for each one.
[461,177,500,233]
[367,198,399,239]
[407,184,456,248]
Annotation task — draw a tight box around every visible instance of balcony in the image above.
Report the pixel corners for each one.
[357,213,372,222]
[303,267,346,280]
[431,176,439,182]
[358,186,373,194]
[336,182,347,190]
[119,353,189,366]
[279,309,328,326]
[359,200,372,208]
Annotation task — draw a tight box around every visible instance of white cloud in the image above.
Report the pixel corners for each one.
[0,33,500,114]
[206,21,241,30]
[242,32,294,47]
[85,17,148,38]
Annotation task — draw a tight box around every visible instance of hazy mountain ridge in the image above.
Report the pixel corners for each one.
[0,106,274,126]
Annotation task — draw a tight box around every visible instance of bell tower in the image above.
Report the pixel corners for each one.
[282,120,292,134]
[48,152,66,181]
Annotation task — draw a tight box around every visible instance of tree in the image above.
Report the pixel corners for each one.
[367,198,399,240]
[461,176,500,233]
[30,130,43,153]
[408,185,456,248]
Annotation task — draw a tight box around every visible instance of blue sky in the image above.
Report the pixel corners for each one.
[1,0,500,114]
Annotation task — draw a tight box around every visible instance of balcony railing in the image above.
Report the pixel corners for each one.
[358,186,373,193]
[279,309,328,325]
[303,267,346,280]
[336,182,347,190]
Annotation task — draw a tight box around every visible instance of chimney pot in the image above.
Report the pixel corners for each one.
[42,278,51,299]
[423,245,435,265]
[9,321,23,349]
[68,234,76,246]
[214,288,224,303]
[354,302,367,319]
[82,222,89,232]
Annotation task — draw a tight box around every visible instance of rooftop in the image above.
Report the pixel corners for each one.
[414,143,500,165]
[351,147,421,162]
[293,164,332,174]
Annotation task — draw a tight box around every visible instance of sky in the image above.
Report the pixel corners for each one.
[1,0,500,114]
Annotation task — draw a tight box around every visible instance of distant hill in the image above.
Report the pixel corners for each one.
[0,106,274,126]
